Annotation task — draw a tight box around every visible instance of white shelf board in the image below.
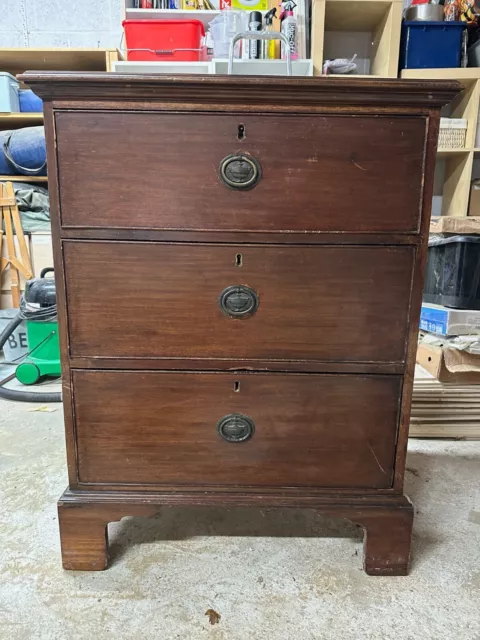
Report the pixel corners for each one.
[113,60,211,74]
[125,8,220,28]
[113,58,314,76]
[213,58,313,76]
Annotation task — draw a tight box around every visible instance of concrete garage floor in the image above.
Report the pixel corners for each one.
[0,398,479,640]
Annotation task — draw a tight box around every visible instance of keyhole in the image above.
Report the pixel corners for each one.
[237,124,245,140]
[234,380,240,392]
[235,253,243,267]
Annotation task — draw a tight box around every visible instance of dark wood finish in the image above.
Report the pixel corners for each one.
[68,357,404,374]
[21,72,461,575]
[64,241,415,362]
[394,112,441,488]
[56,112,426,234]
[58,489,413,575]
[73,370,401,488]
[60,227,424,245]
[20,72,460,108]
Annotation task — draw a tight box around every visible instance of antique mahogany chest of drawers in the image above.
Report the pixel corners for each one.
[22,72,459,575]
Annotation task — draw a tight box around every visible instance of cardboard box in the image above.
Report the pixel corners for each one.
[420,303,480,336]
[430,215,480,234]
[416,341,480,383]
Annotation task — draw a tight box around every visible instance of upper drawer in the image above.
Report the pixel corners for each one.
[64,241,414,363]
[55,112,426,234]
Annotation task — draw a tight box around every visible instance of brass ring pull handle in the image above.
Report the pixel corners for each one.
[218,154,262,190]
[219,285,259,318]
[217,414,255,443]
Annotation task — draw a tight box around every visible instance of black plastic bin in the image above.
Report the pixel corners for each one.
[424,235,480,309]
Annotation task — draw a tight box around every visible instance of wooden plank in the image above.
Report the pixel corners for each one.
[371,1,402,78]
[2,206,19,307]
[311,0,326,76]
[0,176,47,183]
[7,182,33,281]
[441,151,474,217]
[324,0,400,32]
[410,422,480,438]
[401,68,480,81]
[0,113,43,129]
[0,47,116,77]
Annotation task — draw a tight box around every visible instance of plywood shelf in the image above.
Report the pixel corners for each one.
[0,113,44,129]
[437,148,472,157]
[0,176,48,183]
[401,68,480,83]
[0,47,121,77]
[324,0,397,31]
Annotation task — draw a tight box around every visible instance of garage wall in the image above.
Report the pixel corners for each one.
[0,0,123,49]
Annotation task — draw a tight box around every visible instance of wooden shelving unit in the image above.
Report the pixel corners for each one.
[401,68,480,218]
[0,48,121,186]
[0,48,121,309]
[312,0,403,76]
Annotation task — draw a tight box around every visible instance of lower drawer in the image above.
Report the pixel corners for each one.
[73,370,401,489]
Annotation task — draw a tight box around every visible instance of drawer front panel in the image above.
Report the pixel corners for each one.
[64,242,415,363]
[73,370,400,488]
[56,112,425,234]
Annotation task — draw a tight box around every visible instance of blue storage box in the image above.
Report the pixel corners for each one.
[0,72,19,112]
[400,21,466,70]
[19,89,43,113]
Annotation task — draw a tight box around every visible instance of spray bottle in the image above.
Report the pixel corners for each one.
[280,0,298,61]
[262,8,278,60]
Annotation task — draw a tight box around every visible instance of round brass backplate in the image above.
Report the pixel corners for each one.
[218,154,262,191]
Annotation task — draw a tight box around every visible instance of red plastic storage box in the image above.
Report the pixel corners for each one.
[123,19,205,62]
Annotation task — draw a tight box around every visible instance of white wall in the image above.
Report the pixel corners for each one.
[0,0,123,49]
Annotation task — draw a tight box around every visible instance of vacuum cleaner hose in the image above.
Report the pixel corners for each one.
[0,311,23,352]
[0,373,62,403]
[0,310,62,403]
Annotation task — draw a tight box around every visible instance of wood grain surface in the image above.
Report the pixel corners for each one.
[29,71,460,574]
[19,72,461,109]
[73,370,401,489]
[56,112,426,234]
[64,241,415,363]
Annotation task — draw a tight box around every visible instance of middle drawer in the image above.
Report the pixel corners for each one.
[64,241,415,363]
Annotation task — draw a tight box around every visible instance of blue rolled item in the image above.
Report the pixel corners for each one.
[19,89,43,113]
[0,126,47,176]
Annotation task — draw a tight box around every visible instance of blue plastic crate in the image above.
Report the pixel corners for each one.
[400,21,466,70]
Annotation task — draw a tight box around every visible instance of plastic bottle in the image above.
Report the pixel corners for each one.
[262,8,277,59]
[280,1,298,61]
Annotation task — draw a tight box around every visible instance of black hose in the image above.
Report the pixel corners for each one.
[0,311,22,352]
[0,312,62,403]
[0,373,62,403]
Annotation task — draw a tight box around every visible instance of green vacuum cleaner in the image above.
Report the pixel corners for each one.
[0,268,61,402]
[15,268,60,385]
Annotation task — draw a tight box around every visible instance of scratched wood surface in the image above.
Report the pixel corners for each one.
[55,112,426,234]
[21,72,461,574]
